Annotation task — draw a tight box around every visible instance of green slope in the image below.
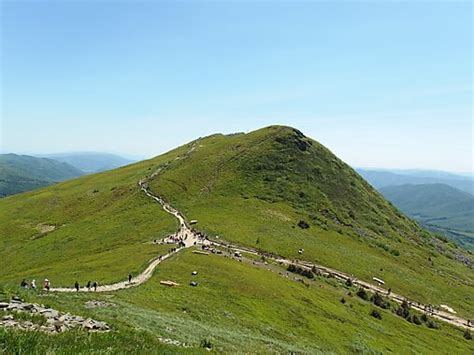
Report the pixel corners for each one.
[2,249,472,353]
[0,126,473,351]
[0,148,189,285]
[147,126,473,317]
[0,154,84,197]
[380,184,474,250]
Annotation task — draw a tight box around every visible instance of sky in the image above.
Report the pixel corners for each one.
[0,1,472,172]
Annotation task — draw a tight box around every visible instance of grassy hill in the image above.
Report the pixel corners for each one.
[0,126,472,352]
[148,126,473,317]
[0,154,84,197]
[380,184,474,250]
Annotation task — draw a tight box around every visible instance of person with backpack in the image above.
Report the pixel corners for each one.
[86,280,91,291]
[92,281,98,292]
[74,281,80,292]
[128,273,132,284]
[44,279,50,291]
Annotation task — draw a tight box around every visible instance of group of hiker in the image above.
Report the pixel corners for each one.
[20,273,134,292]
[20,278,48,290]
[72,280,99,292]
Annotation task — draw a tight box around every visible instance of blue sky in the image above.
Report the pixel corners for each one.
[1,1,472,172]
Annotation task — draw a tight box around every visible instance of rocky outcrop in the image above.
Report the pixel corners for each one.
[84,300,116,309]
[0,299,110,333]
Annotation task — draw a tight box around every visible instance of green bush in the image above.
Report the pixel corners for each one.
[370,309,382,320]
[396,300,410,319]
[356,288,368,301]
[411,315,422,325]
[371,292,390,309]
[427,320,439,329]
[200,338,213,349]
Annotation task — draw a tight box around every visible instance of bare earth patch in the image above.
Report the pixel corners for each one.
[36,223,57,234]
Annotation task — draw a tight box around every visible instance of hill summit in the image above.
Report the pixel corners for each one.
[150,125,421,244]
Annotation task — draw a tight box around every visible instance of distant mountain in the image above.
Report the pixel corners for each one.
[380,183,474,250]
[388,169,474,181]
[42,152,134,173]
[0,154,84,197]
[357,168,474,195]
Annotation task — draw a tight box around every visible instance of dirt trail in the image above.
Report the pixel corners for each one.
[50,182,202,293]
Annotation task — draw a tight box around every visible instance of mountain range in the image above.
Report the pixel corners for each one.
[380,183,474,250]
[0,153,134,197]
[357,168,474,195]
[0,154,84,197]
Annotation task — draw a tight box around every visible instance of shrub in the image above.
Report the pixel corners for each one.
[420,313,428,322]
[302,269,314,279]
[427,320,439,329]
[390,249,400,256]
[200,339,213,349]
[345,278,353,287]
[340,298,346,304]
[297,220,310,229]
[287,264,314,279]
[371,292,390,309]
[411,315,422,325]
[396,300,410,319]
[370,309,382,320]
[356,288,368,301]
[463,330,472,340]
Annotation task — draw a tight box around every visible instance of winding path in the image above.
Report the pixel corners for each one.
[50,176,473,330]
[49,181,202,293]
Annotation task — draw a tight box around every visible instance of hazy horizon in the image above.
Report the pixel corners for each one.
[1,2,472,173]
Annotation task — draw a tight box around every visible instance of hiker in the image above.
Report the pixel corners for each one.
[74,281,80,292]
[44,279,50,291]
[20,279,28,288]
[93,281,98,292]
[128,273,132,284]
[86,280,91,291]
[31,279,36,289]
[387,288,391,296]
